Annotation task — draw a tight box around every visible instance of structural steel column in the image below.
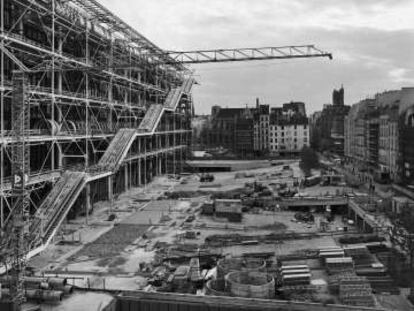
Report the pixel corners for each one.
[165,154,168,174]
[85,17,90,169]
[124,165,129,190]
[0,0,4,228]
[51,0,56,171]
[57,143,63,168]
[144,158,147,185]
[85,183,91,225]
[108,175,114,207]
[137,159,141,186]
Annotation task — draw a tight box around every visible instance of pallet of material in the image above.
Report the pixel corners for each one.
[282,273,311,286]
[280,264,309,271]
[340,296,376,307]
[355,267,387,277]
[325,257,354,274]
[319,248,345,266]
[328,273,361,293]
[319,248,344,256]
[281,284,318,293]
[366,276,400,294]
[344,246,374,267]
[281,269,311,276]
[339,279,375,307]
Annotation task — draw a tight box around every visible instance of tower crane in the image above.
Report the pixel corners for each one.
[0,41,331,309]
[163,45,332,64]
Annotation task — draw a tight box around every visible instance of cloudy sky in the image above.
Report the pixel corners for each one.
[100,0,414,115]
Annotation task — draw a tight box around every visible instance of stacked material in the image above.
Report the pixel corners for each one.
[280,264,311,286]
[344,246,374,268]
[339,277,375,307]
[0,276,72,302]
[365,276,400,294]
[328,273,361,293]
[325,257,354,275]
[319,248,345,263]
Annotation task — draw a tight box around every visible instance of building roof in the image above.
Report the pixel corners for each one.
[215,108,245,119]
[348,88,414,121]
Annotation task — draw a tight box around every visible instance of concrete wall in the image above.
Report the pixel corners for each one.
[117,291,386,311]
[225,272,275,299]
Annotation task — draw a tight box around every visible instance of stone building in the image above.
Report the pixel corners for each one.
[269,116,309,156]
[310,87,350,155]
[344,88,414,183]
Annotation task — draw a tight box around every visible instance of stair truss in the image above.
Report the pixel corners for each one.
[0,77,194,260]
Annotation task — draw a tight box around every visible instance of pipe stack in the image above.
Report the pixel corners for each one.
[0,276,73,303]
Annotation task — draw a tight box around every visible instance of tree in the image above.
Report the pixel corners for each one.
[299,146,320,176]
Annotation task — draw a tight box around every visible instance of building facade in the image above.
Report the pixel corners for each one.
[253,102,270,154]
[344,88,414,183]
[208,106,255,155]
[311,87,350,155]
[269,122,309,156]
[205,100,310,157]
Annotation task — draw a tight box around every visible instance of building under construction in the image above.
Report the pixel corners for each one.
[0,0,194,256]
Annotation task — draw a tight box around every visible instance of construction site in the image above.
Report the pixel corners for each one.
[0,0,413,311]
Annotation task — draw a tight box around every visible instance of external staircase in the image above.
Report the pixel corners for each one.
[138,104,164,132]
[30,171,86,247]
[27,78,195,256]
[96,128,137,172]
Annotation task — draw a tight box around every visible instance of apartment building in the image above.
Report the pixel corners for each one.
[253,103,270,154]
[269,121,309,156]
[344,88,414,182]
[206,100,309,157]
[310,87,350,155]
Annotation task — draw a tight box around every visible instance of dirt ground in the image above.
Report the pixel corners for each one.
[26,161,384,296]
[376,293,414,311]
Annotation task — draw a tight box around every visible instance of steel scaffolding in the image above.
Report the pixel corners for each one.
[0,0,193,233]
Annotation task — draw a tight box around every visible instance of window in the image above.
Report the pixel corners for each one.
[304,124,307,129]
[294,125,297,130]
